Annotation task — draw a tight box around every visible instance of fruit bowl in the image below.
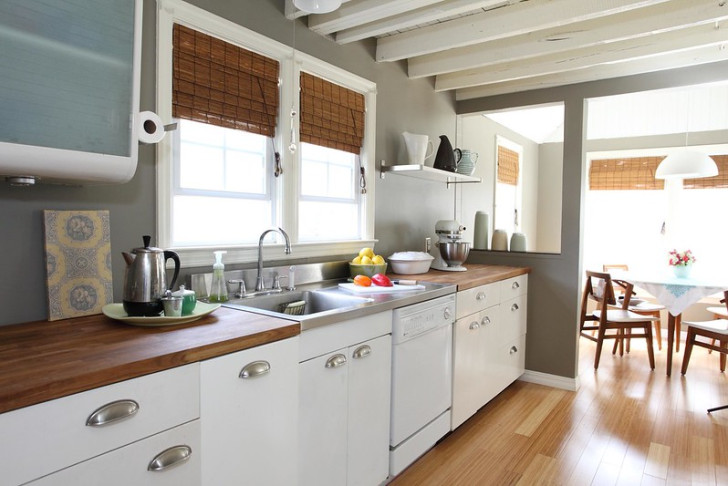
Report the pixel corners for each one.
[349,263,388,278]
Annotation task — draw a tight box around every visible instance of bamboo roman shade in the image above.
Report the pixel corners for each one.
[590,155,728,190]
[299,72,365,154]
[172,23,279,137]
[684,155,728,189]
[497,145,520,186]
[590,157,664,190]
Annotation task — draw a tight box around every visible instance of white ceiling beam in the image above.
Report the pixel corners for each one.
[308,0,446,35]
[437,23,728,91]
[376,0,671,62]
[334,0,506,45]
[409,0,728,78]
[455,44,728,100]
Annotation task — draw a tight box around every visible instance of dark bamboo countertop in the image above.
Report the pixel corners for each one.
[0,307,298,414]
[390,263,530,291]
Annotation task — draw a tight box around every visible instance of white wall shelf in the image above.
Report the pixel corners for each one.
[379,161,481,187]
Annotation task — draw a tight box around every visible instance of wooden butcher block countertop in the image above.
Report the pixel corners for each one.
[0,306,298,414]
[392,263,531,291]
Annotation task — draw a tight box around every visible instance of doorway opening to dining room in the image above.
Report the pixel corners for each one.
[582,81,728,286]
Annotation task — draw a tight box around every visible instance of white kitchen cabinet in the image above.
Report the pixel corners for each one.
[0,364,199,486]
[28,420,200,486]
[200,336,299,486]
[299,312,392,486]
[0,0,142,184]
[451,274,528,430]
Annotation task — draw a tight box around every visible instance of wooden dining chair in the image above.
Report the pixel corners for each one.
[602,264,666,350]
[681,291,728,375]
[580,270,657,370]
[705,304,728,354]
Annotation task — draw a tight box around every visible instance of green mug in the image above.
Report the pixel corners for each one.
[172,285,196,315]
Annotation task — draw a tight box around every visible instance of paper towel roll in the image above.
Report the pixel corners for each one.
[473,211,489,250]
[138,111,165,144]
[492,229,508,251]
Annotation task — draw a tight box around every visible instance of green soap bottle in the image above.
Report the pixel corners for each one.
[209,250,229,303]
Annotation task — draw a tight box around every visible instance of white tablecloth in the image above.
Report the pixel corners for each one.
[617,272,726,316]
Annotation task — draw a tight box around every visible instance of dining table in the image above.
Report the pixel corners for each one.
[615,270,728,376]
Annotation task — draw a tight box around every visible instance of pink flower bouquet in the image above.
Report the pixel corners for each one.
[668,249,696,267]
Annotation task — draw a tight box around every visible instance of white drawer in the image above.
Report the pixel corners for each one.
[500,274,528,301]
[480,334,527,405]
[500,294,528,345]
[29,420,201,486]
[0,363,200,486]
[456,282,499,319]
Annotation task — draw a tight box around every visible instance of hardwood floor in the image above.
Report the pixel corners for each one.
[390,334,728,485]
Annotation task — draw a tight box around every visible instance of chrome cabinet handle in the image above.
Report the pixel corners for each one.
[511,303,519,311]
[325,354,347,368]
[512,281,520,289]
[352,345,371,359]
[239,360,270,379]
[476,291,486,301]
[86,399,139,427]
[481,316,491,326]
[148,445,192,472]
[469,321,480,330]
[510,346,518,354]
[443,307,452,320]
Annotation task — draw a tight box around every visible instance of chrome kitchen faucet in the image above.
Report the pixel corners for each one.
[256,228,292,291]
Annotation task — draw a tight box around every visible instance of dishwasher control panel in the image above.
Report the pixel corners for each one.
[392,294,455,344]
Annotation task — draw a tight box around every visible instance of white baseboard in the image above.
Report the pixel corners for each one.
[518,369,580,391]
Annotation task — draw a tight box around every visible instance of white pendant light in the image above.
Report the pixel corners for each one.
[293,0,342,14]
[655,150,718,179]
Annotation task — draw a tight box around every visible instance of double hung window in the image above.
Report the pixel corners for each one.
[156,0,375,266]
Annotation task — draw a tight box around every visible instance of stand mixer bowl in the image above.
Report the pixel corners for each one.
[439,241,470,267]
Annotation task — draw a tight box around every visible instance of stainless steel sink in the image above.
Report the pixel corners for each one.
[222,289,374,322]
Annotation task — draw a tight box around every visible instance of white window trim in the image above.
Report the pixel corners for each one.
[155,0,376,267]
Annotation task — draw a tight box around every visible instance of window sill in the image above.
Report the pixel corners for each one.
[170,239,378,268]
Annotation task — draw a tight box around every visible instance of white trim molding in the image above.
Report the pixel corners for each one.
[518,369,580,392]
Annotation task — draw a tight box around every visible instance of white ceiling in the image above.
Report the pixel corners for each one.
[287,0,728,100]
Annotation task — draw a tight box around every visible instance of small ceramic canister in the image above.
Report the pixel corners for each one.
[491,229,509,251]
[172,285,196,315]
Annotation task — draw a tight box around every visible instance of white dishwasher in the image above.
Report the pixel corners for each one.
[389,293,455,476]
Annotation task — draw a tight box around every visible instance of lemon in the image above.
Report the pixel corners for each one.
[372,255,385,265]
[360,255,373,265]
[358,247,374,259]
[352,255,363,264]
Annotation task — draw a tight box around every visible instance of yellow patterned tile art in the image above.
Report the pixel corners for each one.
[43,210,113,321]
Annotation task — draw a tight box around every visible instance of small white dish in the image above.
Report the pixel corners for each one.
[102,301,221,327]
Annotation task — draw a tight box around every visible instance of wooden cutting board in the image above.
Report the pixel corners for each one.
[338,282,426,293]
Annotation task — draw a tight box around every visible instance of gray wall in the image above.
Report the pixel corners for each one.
[461,60,728,379]
[0,0,456,326]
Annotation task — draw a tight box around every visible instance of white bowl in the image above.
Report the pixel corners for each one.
[388,252,434,274]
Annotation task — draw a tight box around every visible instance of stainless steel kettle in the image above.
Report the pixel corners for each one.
[122,235,181,316]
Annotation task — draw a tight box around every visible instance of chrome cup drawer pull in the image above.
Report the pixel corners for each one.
[511,303,519,311]
[325,354,347,368]
[239,360,271,379]
[147,445,192,472]
[481,316,491,326]
[512,281,520,289]
[352,345,372,359]
[469,321,480,330]
[476,291,486,301]
[510,346,518,354]
[86,399,139,427]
